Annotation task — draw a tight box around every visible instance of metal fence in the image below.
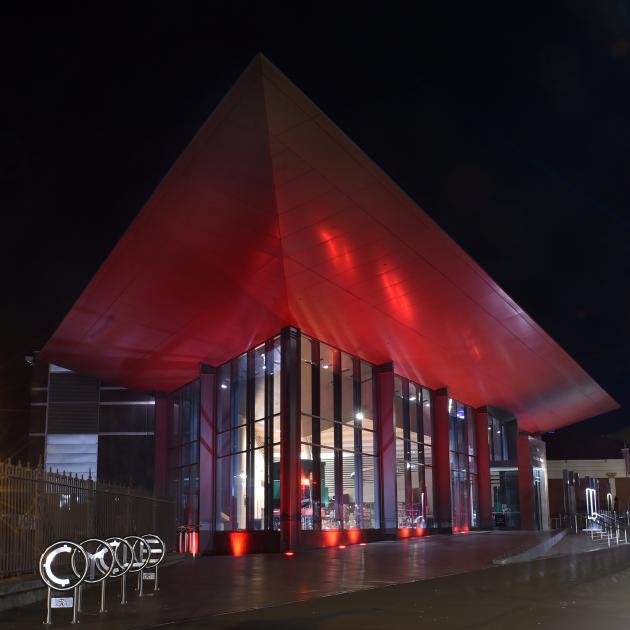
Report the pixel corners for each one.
[0,459,175,579]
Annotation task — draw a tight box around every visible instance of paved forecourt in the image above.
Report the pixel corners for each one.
[0,531,579,629]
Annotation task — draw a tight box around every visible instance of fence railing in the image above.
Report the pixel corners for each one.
[0,459,175,579]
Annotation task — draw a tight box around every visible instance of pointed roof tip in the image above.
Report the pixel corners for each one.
[247,51,280,76]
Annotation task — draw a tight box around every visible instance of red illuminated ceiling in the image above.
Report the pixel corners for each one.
[42,55,618,433]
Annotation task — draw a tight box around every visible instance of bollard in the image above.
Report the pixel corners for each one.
[100,579,107,613]
[121,573,127,605]
[44,586,52,625]
[72,585,79,624]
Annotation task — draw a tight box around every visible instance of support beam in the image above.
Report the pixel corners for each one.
[280,326,301,551]
[474,408,492,529]
[376,363,396,533]
[153,396,169,497]
[433,388,452,531]
[199,364,216,553]
[517,430,535,529]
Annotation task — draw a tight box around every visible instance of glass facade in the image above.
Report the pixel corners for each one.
[488,415,517,463]
[300,334,379,530]
[216,335,281,531]
[448,398,478,530]
[167,380,200,527]
[488,414,520,528]
[160,327,542,545]
[394,376,434,528]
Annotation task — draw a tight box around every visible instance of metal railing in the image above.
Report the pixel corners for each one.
[0,459,175,579]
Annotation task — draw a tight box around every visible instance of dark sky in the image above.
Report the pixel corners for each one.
[1,4,629,456]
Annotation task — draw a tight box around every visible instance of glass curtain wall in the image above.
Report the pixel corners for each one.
[215,335,281,532]
[488,414,520,527]
[448,399,478,530]
[394,376,434,528]
[167,380,200,528]
[300,334,379,530]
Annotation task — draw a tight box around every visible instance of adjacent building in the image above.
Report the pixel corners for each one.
[34,55,618,554]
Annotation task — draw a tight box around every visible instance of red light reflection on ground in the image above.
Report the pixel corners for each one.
[230,532,249,556]
[322,530,341,547]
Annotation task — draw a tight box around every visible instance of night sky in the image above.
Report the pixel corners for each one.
[2,5,629,458]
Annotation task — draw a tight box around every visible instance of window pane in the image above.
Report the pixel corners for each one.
[301,335,313,416]
[396,461,408,527]
[272,336,282,415]
[253,419,265,448]
[231,425,247,453]
[360,362,375,429]
[342,452,357,528]
[272,444,280,530]
[252,447,265,530]
[272,414,281,444]
[361,455,378,529]
[422,389,432,445]
[301,415,313,444]
[216,456,232,531]
[320,447,337,529]
[396,438,406,461]
[319,343,335,420]
[232,451,247,530]
[341,352,354,422]
[320,419,335,448]
[217,363,231,433]
[394,376,404,439]
[235,354,247,427]
[341,423,355,452]
[254,344,265,420]
[408,383,419,443]
[362,429,376,455]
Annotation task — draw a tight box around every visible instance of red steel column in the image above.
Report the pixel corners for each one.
[433,388,452,531]
[199,365,217,553]
[376,363,396,534]
[517,430,535,529]
[280,326,301,551]
[153,395,169,497]
[474,408,492,529]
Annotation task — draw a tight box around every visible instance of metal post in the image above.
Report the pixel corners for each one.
[99,579,107,613]
[71,586,79,624]
[138,570,144,597]
[154,566,159,592]
[44,586,52,625]
[77,584,82,613]
[121,573,127,605]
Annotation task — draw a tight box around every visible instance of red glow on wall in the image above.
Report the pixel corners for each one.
[415,526,425,537]
[322,530,341,547]
[399,527,411,538]
[230,532,249,556]
[190,531,199,555]
[347,528,361,544]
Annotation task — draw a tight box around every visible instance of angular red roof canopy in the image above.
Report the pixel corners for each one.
[42,55,618,433]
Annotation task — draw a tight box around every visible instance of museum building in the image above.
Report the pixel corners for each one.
[34,55,618,554]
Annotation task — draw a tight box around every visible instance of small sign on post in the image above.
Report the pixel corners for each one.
[51,597,73,608]
[142,572,156,580]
